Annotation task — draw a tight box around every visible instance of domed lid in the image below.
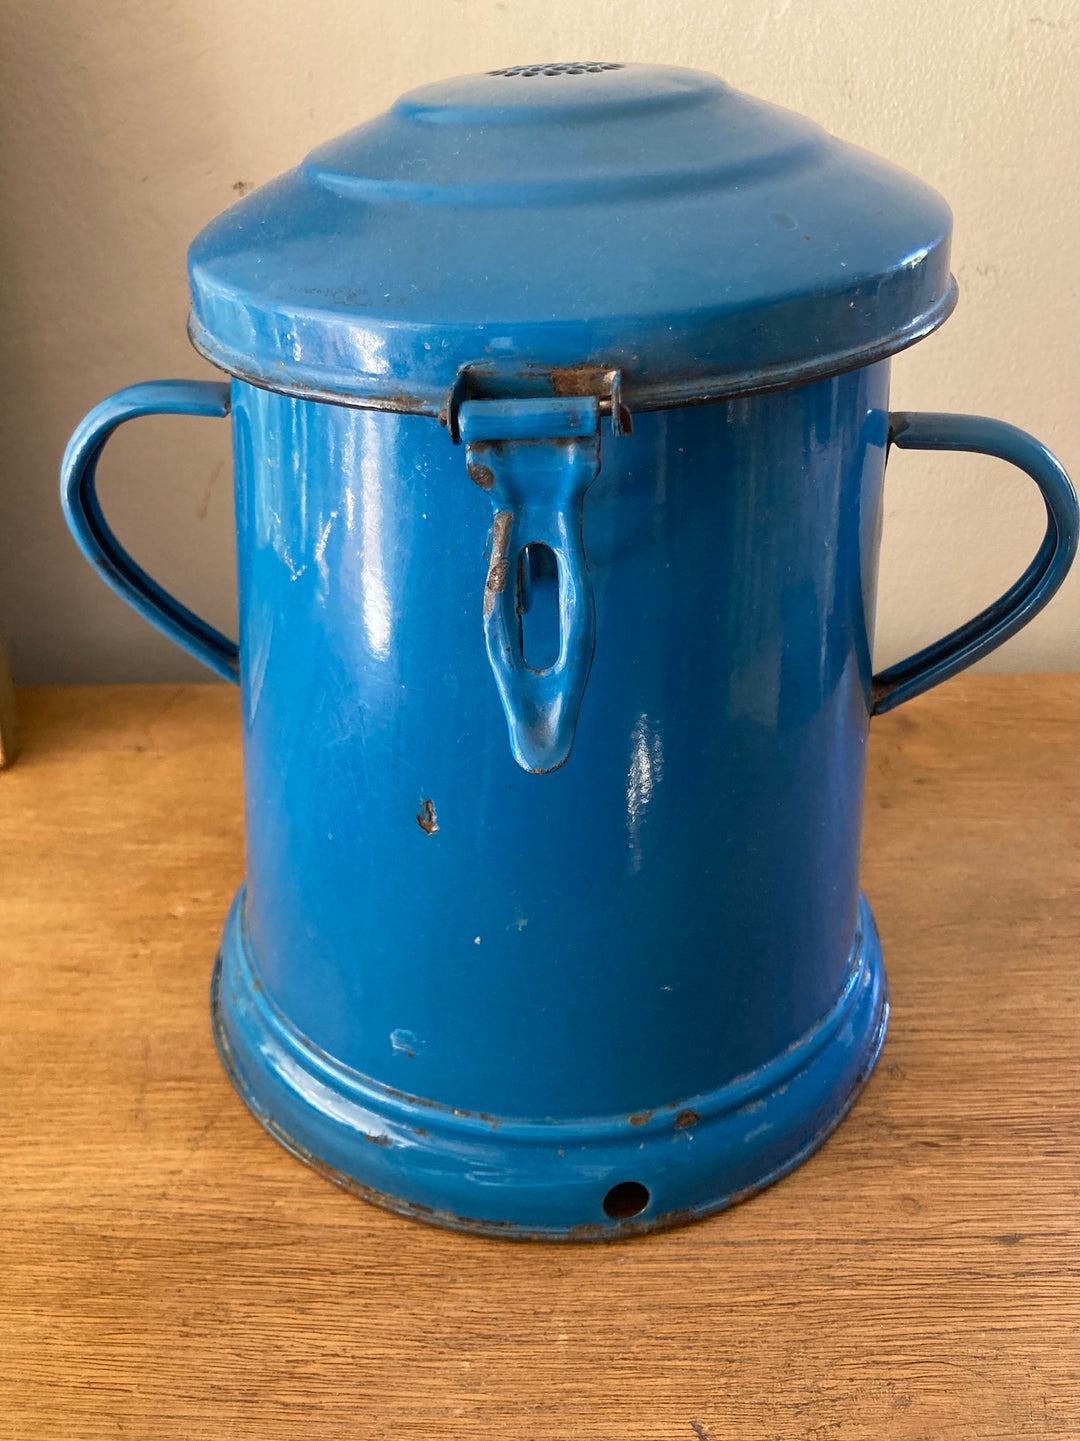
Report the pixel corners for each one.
[187,63,956,415]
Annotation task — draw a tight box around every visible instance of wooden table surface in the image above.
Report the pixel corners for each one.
[1,676,1076,1440]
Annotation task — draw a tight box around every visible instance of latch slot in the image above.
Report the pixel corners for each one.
[519,542,561,673]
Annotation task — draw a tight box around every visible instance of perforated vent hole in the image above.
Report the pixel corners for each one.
[603,1181,651,1220]
[489,62,624,78]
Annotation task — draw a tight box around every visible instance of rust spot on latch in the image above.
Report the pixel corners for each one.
[467,460,495,490]
[545,365,633,435]
[417,798,438,834]
[673,1108,700,1129]
[484,510,514,618]
[546,364,609,398]
[627,1110,654,1127]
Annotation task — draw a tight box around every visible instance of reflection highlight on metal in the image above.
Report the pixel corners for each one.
[355,413,392,661]
[627,713,663,874]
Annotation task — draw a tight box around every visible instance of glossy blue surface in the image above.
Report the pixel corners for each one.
[59,361,1078,1235]
[226,367,889,1125]
[58,64,1079,1236]
[187,64,956,412]
[207,364,902,1232]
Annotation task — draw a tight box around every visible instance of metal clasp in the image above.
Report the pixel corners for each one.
[447,367,630,774]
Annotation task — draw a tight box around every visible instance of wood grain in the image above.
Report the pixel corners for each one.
[1,676,1076,1440]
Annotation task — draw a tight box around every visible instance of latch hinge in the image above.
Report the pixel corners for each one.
[441,363,632,444]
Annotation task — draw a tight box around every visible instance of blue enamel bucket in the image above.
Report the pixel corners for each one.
[61,64,1077,1238]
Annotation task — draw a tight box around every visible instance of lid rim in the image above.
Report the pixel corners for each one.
[187,65,959,409]
[187,277,958,415]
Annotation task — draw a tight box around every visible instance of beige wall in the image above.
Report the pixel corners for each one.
[0,0,1076,682]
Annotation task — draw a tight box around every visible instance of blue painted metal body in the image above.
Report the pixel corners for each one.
[59,64,1078,1237]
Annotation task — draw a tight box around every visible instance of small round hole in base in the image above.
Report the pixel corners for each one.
[603,1180,651,1220]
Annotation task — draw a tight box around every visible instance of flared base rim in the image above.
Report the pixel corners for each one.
[211,887,889,1240]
